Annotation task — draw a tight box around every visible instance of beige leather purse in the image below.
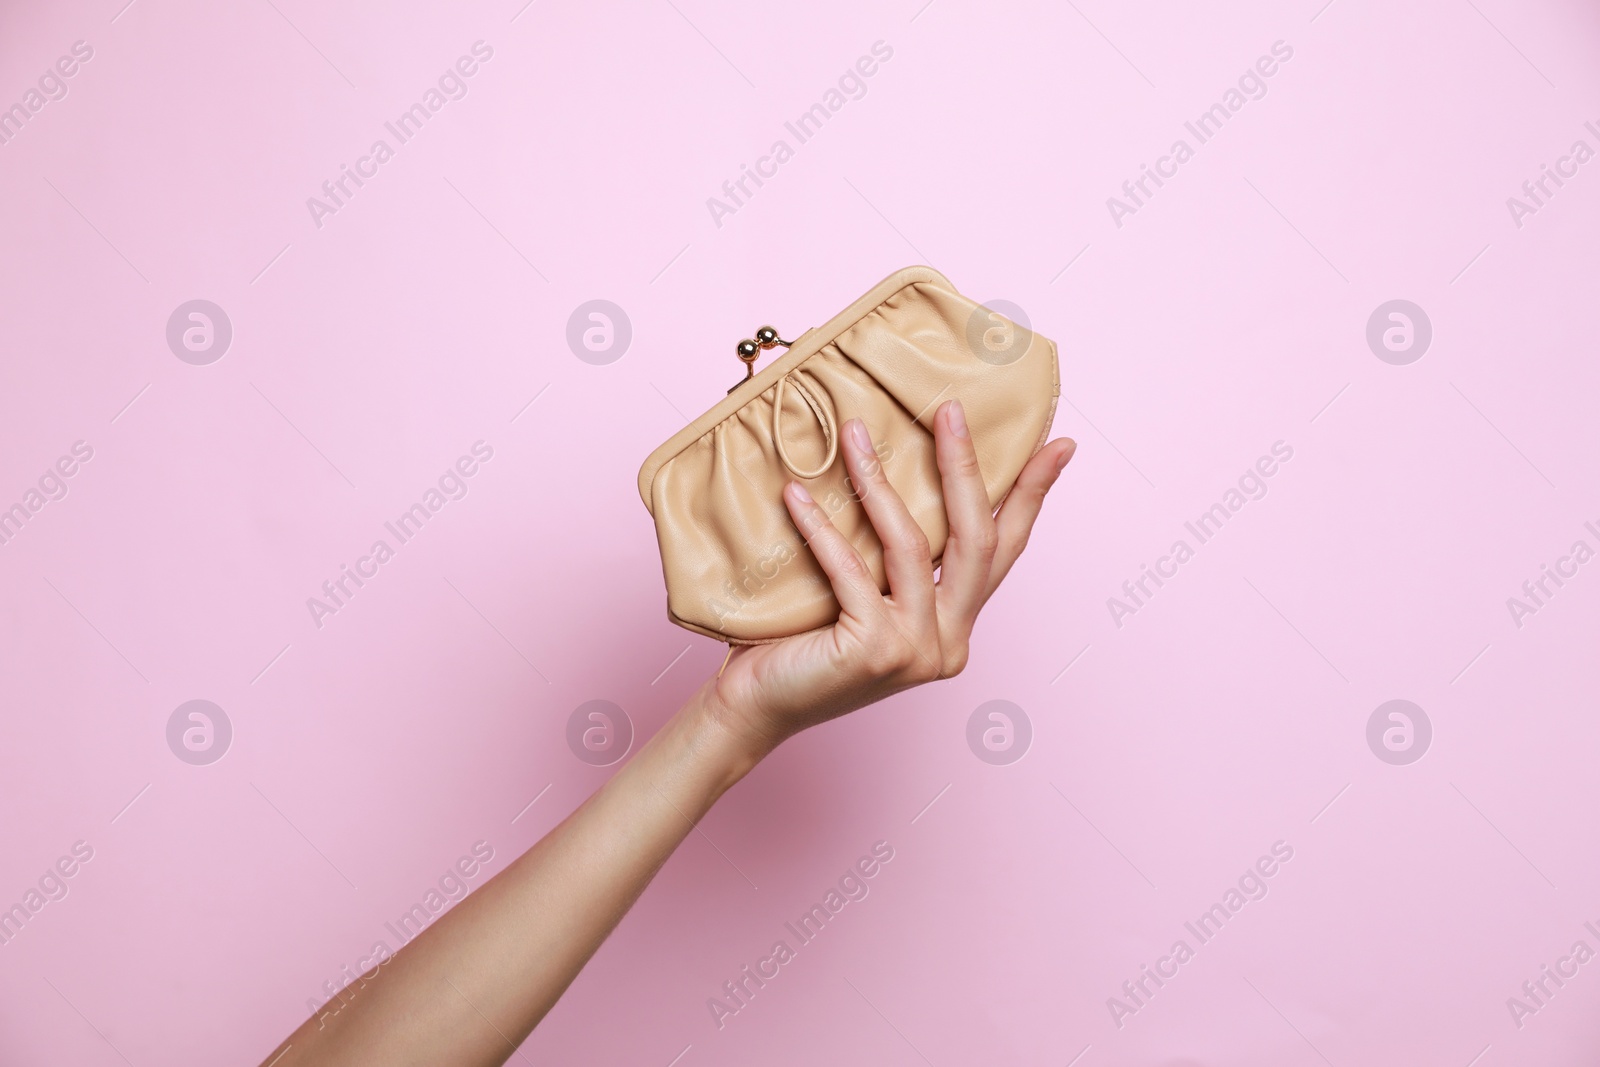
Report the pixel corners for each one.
[638,265,1059,644]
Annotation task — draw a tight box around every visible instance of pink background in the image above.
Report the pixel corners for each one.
[3,0,1599,1063]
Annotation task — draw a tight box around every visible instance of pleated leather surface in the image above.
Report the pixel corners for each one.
[639,266,1060,643]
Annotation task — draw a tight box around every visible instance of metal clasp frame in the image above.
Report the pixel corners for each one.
[727,325,791,393]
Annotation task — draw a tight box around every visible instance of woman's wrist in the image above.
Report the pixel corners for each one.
[678,680,781,795]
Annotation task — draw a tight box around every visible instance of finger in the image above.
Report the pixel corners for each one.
[985,437,1076,601]
[931,399,999,627]
[841,418,935,614]
[783,480,885,619]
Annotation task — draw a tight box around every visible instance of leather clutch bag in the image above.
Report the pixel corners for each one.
[638,265,1060,644]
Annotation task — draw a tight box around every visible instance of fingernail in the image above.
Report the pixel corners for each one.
[1056,440,1077,471]
[789,481,813,504]
[846,418,871,453]
[948,399,969,439]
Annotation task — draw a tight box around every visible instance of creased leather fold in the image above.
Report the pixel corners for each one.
[640,267,1061,644]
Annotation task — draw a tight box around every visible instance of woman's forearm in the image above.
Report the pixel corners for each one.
[262,686,767,1067]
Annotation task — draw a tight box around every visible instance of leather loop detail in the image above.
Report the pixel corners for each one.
[771,372,838,480]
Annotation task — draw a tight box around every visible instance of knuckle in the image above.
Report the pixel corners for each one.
[864,636,909,675]
[826,536,857,563]
[829,540,869,578]
[902,526,933,563]
[951,446,982,478]
[971,524,999,558]
[941,644,971,679]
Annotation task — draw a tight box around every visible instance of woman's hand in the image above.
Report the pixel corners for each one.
[702,399,1076,756]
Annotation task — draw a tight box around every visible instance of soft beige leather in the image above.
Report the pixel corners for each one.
[638,266,1060,644]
